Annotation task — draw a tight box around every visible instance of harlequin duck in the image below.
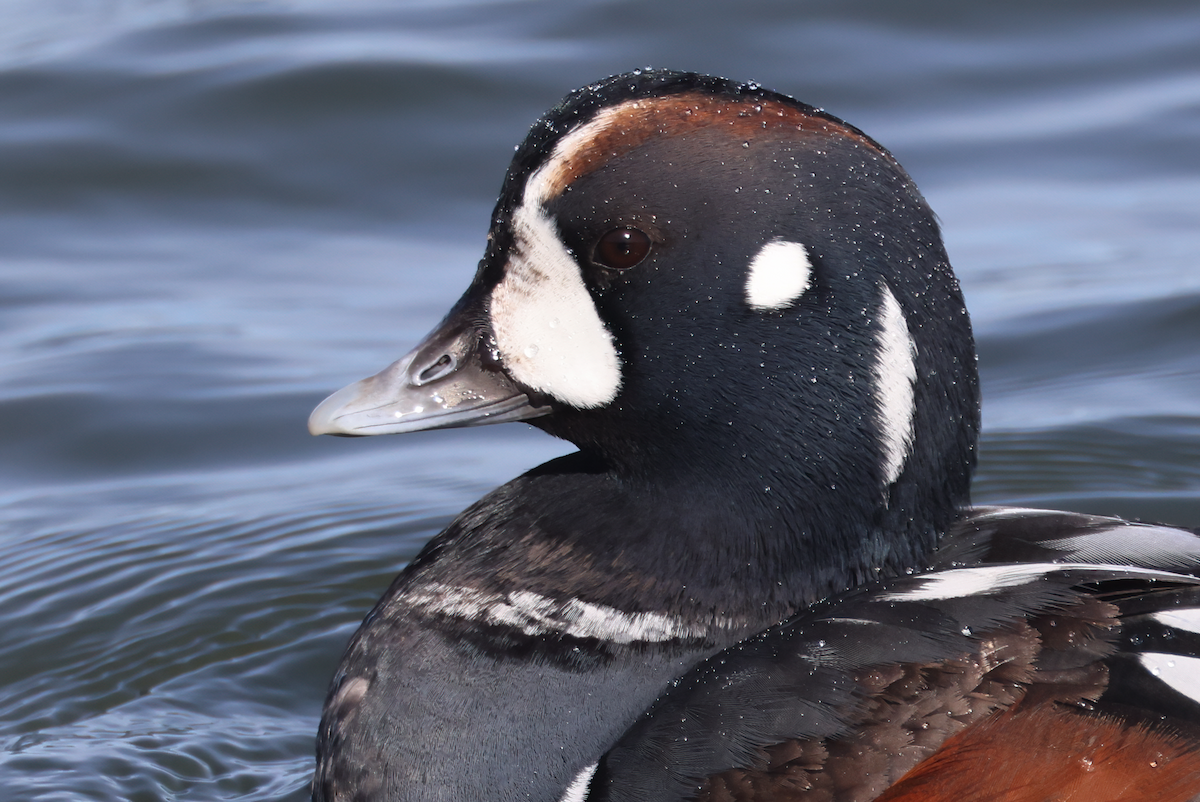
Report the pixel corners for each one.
[307,70,1200,801]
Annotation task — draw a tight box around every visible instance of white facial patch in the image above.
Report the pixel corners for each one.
[402,582,729,644]
[489,107,632,410]
[874,285,918,486]
[490,202,622,408]
[744,240,812,310]
[1140,653,1200,704]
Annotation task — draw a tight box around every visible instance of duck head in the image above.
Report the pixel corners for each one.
[309,69,980,590]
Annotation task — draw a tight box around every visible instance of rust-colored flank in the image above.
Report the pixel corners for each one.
[875,704,1200,802]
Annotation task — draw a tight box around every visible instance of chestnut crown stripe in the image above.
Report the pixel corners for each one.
[529,91,893,205]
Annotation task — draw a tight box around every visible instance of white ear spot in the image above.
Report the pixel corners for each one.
[874,285,917,486]
[490,200,622,409]
[745,240,812,310]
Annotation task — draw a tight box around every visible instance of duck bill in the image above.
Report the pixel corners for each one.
[308,309,552,437]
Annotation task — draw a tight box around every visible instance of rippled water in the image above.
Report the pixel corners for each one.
[2,1,1199,798]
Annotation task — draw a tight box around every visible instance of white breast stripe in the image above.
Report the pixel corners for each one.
[874,285,918,487]
[745,240,812,310]
[559,763,598,802]
[1140,653,1200,704]
[877,563,1193,602]
[490,201,622,408]
[402,583,727,643]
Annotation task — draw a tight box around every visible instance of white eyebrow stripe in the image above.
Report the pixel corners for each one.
[402,582,732,643]
[525,103,629,207]
[745,240,812,310]
[874,285,917,487]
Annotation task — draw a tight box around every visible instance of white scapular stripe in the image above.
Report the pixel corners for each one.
[1155,609,1200,636]
[878,564,1058,601]
[965,508,1200,568]
[1140,653,1200,704]
[877,563,1191,602]
[402,583,723,643]
[558,763,598,802]
[874,285,917,486]
[967,506,1061,521]
[1044,525,1200,568]
[744,240,812,310]
[490,201,622,408]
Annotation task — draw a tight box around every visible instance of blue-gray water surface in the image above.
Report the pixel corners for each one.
[2,1,1199,799]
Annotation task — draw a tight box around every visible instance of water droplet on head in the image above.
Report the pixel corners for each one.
[524,344,540,358]
[548,318,560,329]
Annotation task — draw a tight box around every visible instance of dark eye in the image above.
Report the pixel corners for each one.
[592,228,652,271]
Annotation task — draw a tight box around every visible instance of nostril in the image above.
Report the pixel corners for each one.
[415,354,456,385]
